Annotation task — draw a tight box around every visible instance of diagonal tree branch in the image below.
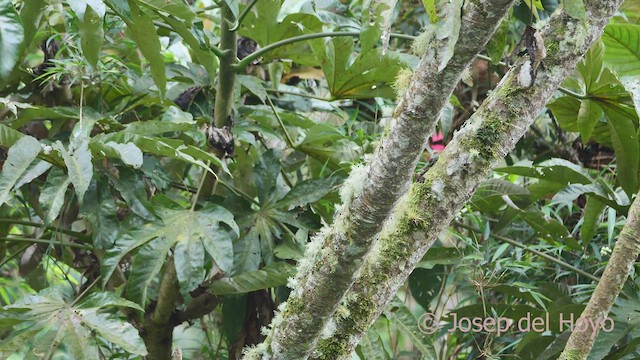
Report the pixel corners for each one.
[258,1,515,358]
[311,1,625,358]
[558,191,640,359]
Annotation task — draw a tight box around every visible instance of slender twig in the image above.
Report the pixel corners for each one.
[216,179,261,206]
[453,222,600,282]
[71,276,101,306]
[0,244,30,268]
[195,4,220,13]
[229,0,259,31]
[192,161,211,210]
[266,95,295,148]
[0,236,91,249]
[0,219,89,239]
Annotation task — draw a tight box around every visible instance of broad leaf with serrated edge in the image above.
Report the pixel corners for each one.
[0,288,146,356]
[105,206,237,305]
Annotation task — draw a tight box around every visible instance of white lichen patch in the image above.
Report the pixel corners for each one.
[320,318,337,339]
[518,61,533,88]
[431,179,446,198]
[339,163,369,204]
[286,276,298,289]
[242,343,269,360]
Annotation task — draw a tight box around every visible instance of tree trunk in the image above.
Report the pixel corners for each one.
[558,190,640,360]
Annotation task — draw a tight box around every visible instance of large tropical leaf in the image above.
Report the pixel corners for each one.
[0,288,147,357]
[103,206,237,305]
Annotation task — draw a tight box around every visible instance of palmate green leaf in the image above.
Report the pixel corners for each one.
[385,299,437,359]
[0,135,41,206]
[238,0,323,66]
[0,0,24,81]
[209,261,296,295]
[0,288,147,357]
[311,25,407,99]
[39,167,71,223]
[54,138,93,204]
[107,207,236,304]
[122,1,166,97]
[519,208,581,249]
[161,15,218,86]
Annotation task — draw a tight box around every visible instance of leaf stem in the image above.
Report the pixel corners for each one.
[229,0,259,31]
[235,31,360,71]
[266,95,295,148]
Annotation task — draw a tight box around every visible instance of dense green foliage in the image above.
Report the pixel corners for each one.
[0,0,639,359]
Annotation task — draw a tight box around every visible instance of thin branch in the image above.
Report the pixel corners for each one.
[0,219,90,239]
[453,222,600,283]
[0,236,91,249]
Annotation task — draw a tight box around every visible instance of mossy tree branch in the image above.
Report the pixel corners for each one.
[259,1,516,358]
[558,192,640,360]
[309,1,625,357]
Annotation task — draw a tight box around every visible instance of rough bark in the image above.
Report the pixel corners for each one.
[308,1,624,358]
[558,191,640,360]
[260,1,515,358]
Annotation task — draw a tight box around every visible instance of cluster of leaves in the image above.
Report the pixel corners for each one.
[0,0,638,359]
